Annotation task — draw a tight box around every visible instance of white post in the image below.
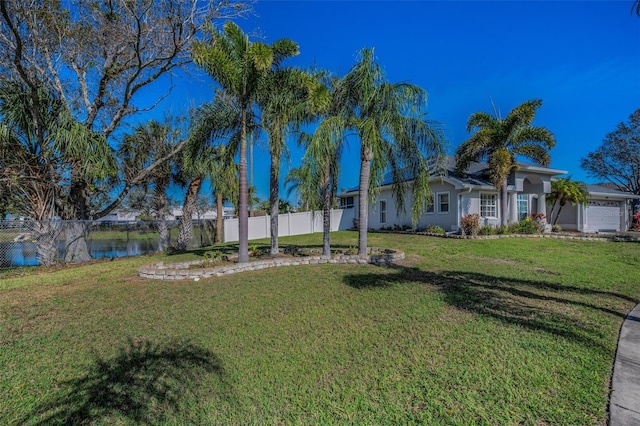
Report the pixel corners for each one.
[509,192,518,223]
[579,202,586,232]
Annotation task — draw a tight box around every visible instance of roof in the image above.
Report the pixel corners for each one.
[339,156,640,200]
[340,155,557,194]
[585,184,640,199]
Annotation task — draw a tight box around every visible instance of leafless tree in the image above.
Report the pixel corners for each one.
[0,0,251,261]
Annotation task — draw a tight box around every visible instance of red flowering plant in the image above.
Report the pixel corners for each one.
[460,213,480,237]
[632,212,640,231]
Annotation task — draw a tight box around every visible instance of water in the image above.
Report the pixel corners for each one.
[1,238,160,267]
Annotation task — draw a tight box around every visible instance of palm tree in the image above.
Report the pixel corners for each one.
[120,120,180,252]
[259,67,311,254]
[300,74,346,257]
[176,136,234,251]
[285,162,321,212]
[455,99,556,227]
[174,161,206,251]
[0,82,113,265]
[547,177,589,226]
[209,146,238,244]
[176,88,245,250]
[0,83,62,266]
[338,48,446,256]
[192,21,298,263]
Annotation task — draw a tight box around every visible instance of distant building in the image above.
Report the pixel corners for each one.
[95,207,236,223]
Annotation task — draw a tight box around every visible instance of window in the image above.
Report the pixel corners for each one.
[380,200,387,224]
[480,193,497,218]
[340,196,354,209]
[438,193,449,213]
[517,194,529,220]
[426,197,435,214]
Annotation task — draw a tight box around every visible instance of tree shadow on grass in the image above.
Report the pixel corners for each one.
[21,338,232,425]
[343,265,637,353]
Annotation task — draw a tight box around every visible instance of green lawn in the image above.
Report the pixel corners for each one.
[1,231,638,425]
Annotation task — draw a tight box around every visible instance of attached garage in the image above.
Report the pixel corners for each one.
[585,200,622,232]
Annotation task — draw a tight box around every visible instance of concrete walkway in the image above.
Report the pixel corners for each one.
[610,303,640,426]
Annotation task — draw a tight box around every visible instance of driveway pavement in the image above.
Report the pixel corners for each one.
[609,303,640,425]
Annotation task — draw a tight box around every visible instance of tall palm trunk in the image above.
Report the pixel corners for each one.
[500,180,509,227]
[322,162,331,257]
[176,176,202,251]
[269,150,280,254]
[215,192,224,244]
[238,107,249,263]
[30,186,60,265]
[34,220,61,266]
[157,217,169,252]
[358,146,373,256]
[153,184,170,252]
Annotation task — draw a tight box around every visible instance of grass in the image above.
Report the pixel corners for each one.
[0,231,638,424]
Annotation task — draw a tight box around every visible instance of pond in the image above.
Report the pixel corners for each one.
[0,238,160,267]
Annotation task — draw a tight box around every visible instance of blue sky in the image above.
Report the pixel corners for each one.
[161,0,640,204]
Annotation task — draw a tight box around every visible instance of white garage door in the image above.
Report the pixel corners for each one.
[587,200,621,232]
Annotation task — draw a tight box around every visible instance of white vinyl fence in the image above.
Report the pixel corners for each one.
[223,209,355,242]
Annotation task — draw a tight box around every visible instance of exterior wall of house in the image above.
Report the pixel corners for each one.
[338,206,356,230]
[549,203,580,231]
[355,181,460,231]
[458,190,502,228]
[416,182,459,231]
[338,171,637,233]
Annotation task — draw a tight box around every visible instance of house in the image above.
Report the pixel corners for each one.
[338,156,639,233]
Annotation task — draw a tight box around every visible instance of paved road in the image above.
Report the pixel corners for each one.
[609,303,640,426]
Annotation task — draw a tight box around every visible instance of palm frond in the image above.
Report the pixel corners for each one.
[512,144,552,167]
[466,111,497,133]
[511,126,556,150]
[504,99,542,130]
[271,38,300,66]
[455,130,493,175]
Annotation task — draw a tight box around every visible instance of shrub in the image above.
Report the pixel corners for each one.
[249,244,263,257]
[496,225,510,235]
[530,212,547,233]
[460,214,480,237]
[426,225,446,235]
[509,217,538,234]
[194,250,223,268]
[552,224,562,233]
[479,225,496,236]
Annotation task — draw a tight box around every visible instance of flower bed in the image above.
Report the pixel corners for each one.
[138,248,405,281]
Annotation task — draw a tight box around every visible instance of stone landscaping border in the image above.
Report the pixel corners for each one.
[138,248,405,281]
[139,230,638,281]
